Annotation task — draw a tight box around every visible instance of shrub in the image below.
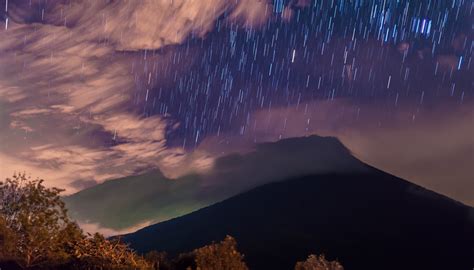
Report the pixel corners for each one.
[193,235,248,270]
[145,250,172,270]
[69,233,150,269]
[295,254,344,270]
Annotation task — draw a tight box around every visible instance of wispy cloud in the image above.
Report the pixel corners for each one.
[1,0,471,209]
[1,0,293,191]
[78,221,154,237]
[215,99,474,205]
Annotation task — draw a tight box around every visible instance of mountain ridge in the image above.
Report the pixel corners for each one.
[65,135,368,230]
[121,170,474,270]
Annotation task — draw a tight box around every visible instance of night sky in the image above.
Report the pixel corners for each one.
[0,1,472,205]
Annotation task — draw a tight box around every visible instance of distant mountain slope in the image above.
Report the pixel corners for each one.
[121,171,474,270]
[65,136,367,230]
[64,171,207,229]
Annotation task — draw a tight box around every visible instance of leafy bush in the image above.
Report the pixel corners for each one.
[194,235,248,270]
[145,250,172,270]
[295,254,344,270]
[158,235,249,270]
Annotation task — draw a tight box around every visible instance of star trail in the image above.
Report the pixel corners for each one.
[0,0,472,205]
[131,0,472,147]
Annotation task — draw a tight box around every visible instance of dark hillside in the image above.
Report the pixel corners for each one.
[123,170,474,270]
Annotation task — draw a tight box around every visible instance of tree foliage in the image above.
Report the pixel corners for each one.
[193,235,248,270]
[145,235,249,270]
[0,215,16,259]
[0,173,76,267]
[0,173,149,269]
[295,254,344,270]
[70,233,149,269]
[144,250,172,270]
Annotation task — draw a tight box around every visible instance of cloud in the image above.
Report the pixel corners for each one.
[70,179,98,190]
[221,99,474,206]
[9,120,34,132]
[158,149,215,178]
[11,108,53,117]
[7,0,281,51]
[228,0,272,27]
[1,0,298,191]
[0,152,103,192]
[0,20,141,189]
[78,221,153,237]
[1,0,471,209]
[0,0,252,189]
[0,86,26,102]
[93,114,168,142]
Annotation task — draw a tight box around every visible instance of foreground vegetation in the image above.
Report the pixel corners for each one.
[0,173,343,269]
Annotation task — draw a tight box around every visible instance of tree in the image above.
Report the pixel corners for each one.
[0,173,79,267]
[173,251,196,270]
[70,233,150,269]
[294,254,344,270]
[0,215,16,260]
[0,173,150,269]
[144,250,171,270]
[193,235,248,270]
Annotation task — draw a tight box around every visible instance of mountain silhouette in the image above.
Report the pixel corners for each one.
[121,168,474,270]
[65,136,367,230]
